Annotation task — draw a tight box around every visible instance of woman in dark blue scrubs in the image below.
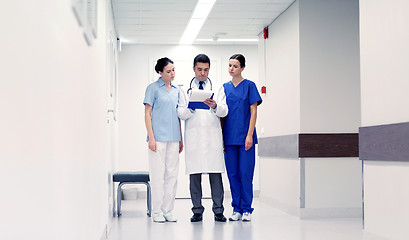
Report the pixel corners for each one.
[223,54,262,222]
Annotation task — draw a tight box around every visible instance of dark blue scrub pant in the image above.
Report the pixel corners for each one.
[224,145,255,214]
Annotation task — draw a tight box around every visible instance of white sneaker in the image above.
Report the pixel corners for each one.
[242,212,251,221]
[164,213,177,222]
[229,212,242,221]
[153,214,165,223]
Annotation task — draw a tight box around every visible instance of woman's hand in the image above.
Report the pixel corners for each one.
[245,102,257,151]
[179,140,184,153]
[148,138,156,152]
[245,135,253,151]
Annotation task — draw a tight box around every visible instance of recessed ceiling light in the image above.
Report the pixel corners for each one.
[179,0,216,45]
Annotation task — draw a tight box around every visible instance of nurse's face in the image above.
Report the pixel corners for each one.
[193,62,210,82]
[228,59,244,77]
[160,63,175,82]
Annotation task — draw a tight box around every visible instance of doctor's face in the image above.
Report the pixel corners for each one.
[193,62,210,82]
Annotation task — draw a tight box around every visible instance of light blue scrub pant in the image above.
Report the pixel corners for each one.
[224,145,255,214]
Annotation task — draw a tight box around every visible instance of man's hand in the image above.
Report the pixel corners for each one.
[204,98,217,109]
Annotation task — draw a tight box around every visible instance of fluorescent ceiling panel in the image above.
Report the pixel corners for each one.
[179,0,216,45]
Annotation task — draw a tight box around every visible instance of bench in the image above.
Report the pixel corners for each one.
[113,171,151,217]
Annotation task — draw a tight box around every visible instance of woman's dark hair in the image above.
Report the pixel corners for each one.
[155,57,174,73]
[193,54,210,67]
[229,54,246,68]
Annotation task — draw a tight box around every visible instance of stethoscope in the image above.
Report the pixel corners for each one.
[187,77,213,95]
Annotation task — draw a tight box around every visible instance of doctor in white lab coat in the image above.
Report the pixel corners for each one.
[178,54,228,222]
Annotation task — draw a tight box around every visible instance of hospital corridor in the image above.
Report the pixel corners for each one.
[1,0,408,240]
[108,198,389,240]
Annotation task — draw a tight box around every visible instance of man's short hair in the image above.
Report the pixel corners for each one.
[193,54,210,67]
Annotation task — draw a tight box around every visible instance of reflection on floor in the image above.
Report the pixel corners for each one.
[108,198,387,240]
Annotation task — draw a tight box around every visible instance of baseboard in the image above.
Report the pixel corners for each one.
[259,195,362,219]
[300,207,362,219]
[259,195,301,217]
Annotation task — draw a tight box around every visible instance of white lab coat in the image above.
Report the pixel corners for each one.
[178,81,228,175]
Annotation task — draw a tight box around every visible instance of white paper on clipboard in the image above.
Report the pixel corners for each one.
[189,89,214,101]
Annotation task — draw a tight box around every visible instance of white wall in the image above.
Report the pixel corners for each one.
[259,157,301,215]
[0,1,115,239]
[258,0,301,214]
[258,1,300,138]
[360,0,409,127]
[299,0,361,215]
[364,161,409,240]
[360,0,409,239]
[117,44,259,198]
[299,0,361,133]
[304,158,361,208]
[258,0,361,218]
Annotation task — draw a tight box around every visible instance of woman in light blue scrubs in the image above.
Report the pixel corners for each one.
[144,57,183,223]
[223,54,262,222]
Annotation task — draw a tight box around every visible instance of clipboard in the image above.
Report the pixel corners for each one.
[188,89,214,110]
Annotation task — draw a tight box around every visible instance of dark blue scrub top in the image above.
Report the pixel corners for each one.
[223,79,262,146]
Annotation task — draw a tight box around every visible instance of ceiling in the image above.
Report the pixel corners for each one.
[111,0,295,45]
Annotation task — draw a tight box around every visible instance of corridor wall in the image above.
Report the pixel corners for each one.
[360,0,409,239]
[0,1,117,239]
[258,0,361,218]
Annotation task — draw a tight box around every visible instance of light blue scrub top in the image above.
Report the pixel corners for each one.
[223,79,262,145]
[143,77,181,142]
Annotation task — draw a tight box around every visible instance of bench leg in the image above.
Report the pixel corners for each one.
[116,181,151,217]
[112,180,116,217]
[117,182,124,216]
[146,182,151,217]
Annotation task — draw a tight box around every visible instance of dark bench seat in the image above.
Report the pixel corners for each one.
[113,171,151,217]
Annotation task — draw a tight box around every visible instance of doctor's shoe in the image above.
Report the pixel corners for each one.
[164,212,177,222]
[190,213,203,222]
[229,212,242,221]
[242,212,251,222]
[214,213,227,222]
[153,214,165,223]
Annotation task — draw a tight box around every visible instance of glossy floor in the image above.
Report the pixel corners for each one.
[108,198,387,240]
